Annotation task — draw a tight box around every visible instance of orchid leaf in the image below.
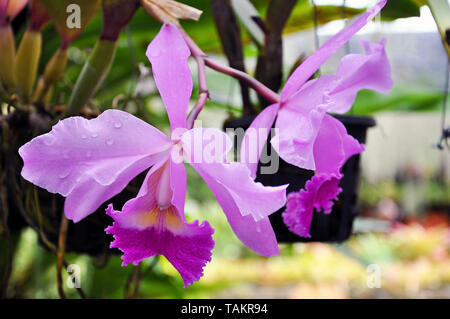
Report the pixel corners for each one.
[230,0,264,46]
[380,0,422,20]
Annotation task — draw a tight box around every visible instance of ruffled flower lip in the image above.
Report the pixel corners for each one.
[105,204,215,288]
[282,174,343,238]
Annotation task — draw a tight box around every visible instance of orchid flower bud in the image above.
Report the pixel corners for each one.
[0,24,16,90]
[66,0,139,115]
[0,0,28,91]
[15,0,50,103]
[141,0,202,25]
[6,0,28,21]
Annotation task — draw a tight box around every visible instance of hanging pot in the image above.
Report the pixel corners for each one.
[223,114,376,243]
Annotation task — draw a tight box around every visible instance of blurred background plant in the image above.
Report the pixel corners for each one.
[0,0,449,298]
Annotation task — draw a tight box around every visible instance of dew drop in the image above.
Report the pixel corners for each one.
[114,122,122,129]
[120,113,129,119]
[106,139,114,146]
[59,171,70,179]
[44,135,56,146]
[91,132,99,138]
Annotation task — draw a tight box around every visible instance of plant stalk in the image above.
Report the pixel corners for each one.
[65,39,116,116]
[0,25,16,91]
[34,47,68,104]
[15,30,42,104]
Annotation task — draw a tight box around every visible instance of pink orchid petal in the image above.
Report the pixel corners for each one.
[193,161,287,221]
[282,174,342,238]
[105,157,214,288]
[240,103,279,179]
[146,24,193,130]
[180,127,283,256]
[273,39,389,172]
[169,156,187,217]
[181,127,232,164]
[281,0,387,100]
[181,127,287,222]
[64,151,169,222]
[272,105,325,171]
[313,114,364,175]
[19,109,171,221]
[193,165,279,257]
[327,39,393,114]
[101,156,169,229]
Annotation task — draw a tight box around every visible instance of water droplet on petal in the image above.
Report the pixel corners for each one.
[91,133,99,138]
[59,170,70,179]
[114,122,122,129]
[106,139,114,146]
[44,135,56,146]
[120,113,129,120]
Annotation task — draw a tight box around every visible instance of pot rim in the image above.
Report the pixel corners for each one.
[224,113,376,130]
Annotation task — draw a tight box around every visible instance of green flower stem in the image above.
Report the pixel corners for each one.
[34,47,68,104]
[66,39,116,116]
[15,30,42,104]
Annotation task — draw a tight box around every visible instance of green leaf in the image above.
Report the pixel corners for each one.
[380,0,422,20]
[285,3,363,34]
[351,87,445,115]
[230,0,265,46]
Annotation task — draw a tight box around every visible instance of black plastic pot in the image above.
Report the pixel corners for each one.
[224,114,376,243]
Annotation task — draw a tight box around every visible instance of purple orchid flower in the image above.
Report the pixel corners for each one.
[18,24,287,287]
[241,0,393,238]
